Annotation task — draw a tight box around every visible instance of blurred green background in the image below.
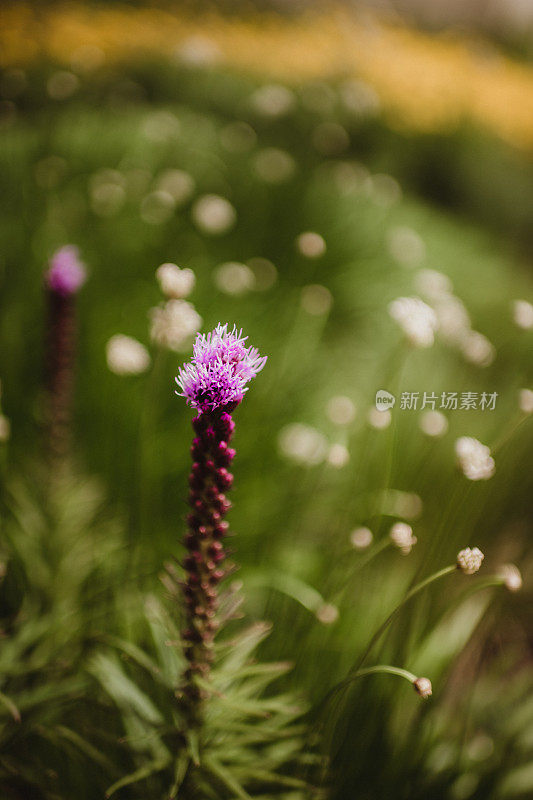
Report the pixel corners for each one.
[0,2,532,799]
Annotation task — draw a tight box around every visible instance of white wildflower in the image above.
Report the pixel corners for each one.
[327,443,350,468]
[460,331,495,367]
[192,194,236,235]
[519,388,533,414]
[432,295,471,345]
[155,169,195,204]
[513,299,533,330]
[389,522,417,554]
[149,300,202,352]
[456,547,484,575]
[106,335,151,376]
[388,296,438,348]
[326,395,356,426]
[497,564,522,592]
[413,677,432,698]
[278,423,328,466]
[368,407,391,429]
[420,410,448,437]
[296,231,326,258]
[455,437,495,481]
[350,527,373,550]
[156,263,195,299]
[214,262,255,296]
[415,269,453,300]
[316,603,339,624]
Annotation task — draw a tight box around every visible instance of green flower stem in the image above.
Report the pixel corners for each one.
[352,564,456,673]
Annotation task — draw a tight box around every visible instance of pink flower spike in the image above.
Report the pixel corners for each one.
[46,246,87,296]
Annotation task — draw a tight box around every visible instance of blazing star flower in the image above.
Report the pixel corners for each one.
[46,246,87,296]
[176,325,267,717]
[176,323,267,413]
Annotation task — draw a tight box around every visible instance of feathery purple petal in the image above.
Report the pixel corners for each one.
[176,323,266,412]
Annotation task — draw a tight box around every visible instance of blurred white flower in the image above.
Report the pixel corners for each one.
[177,36,221,67]
[327,443,350,468]
[460,331,495,367]
[420,410,448,437]
[155,169,195,204]
[192,195,236,235]
[149,299,202,352]
[387,226,425,268]
[254,148,296,184]
[388,296,438,348]
[106,335,150,376]
[519,388,533,414]
[316,603,339,624]
[415,269,453,301]
[250,84,295,117]
[433,294,471,345]
[140,191,175,224]
[0,414,10,442]
[350,527,373,550]
[368,407,391,429]
[513,299,533,330]
[296,231,326,258]
[278,423,328,466]
[456,547,484,575]
[247,257,277,290]
[156,263,195,299]
[455,437,495,481]
[326,395,356,426]
[214,262,255,296]
[301,284,332,315]
[497,563,522,592]
[389,522,417,554]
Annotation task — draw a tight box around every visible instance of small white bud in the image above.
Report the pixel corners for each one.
[497,564,522,592]
[456,547,484,575]
[390,522,417,555]
[413,677,432,698]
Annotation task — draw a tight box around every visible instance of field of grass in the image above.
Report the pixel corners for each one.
[1,11,533,799]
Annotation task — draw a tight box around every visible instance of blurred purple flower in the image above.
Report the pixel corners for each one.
[176,323,266,412]
[46,246,87,296]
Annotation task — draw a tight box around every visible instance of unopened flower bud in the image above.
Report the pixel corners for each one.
[413,677,432,699]
[457,547,484,575]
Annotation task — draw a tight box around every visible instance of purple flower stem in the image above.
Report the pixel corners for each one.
[44,287,78,467]
[181,407,236,722]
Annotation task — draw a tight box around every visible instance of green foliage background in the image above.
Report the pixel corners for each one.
[0,51,532,799]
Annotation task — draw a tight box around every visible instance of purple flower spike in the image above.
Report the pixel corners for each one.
[176,325,266,721]
[46,246,87,296]
[176,323,267,413]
